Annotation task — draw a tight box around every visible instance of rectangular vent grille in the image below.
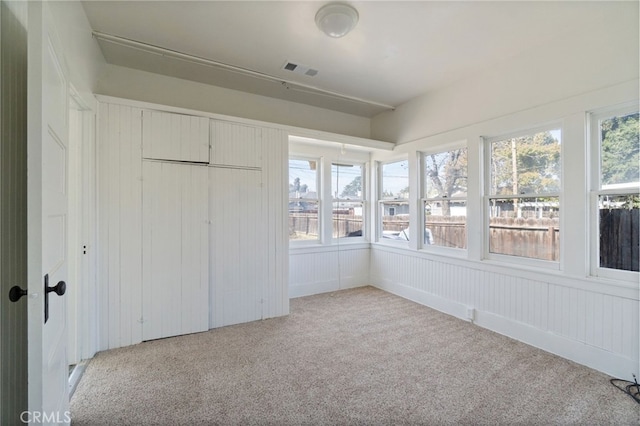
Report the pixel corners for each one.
[282,61,318,77]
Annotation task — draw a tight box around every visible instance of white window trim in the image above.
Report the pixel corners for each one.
[588,104,639,282]
[483,124,563,269]
[420,145,469,253]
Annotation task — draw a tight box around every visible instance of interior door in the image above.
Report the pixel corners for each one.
[27,2,70,423]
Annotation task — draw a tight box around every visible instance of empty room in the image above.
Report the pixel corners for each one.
[0,1,638,424]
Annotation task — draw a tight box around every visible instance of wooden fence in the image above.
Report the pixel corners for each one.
[291,214,561,260]
[600,208,639,271]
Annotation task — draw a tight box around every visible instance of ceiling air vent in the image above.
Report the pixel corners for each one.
[282,61,318,77]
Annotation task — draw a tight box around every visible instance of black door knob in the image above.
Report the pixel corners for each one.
[8,286,27,302]
[46,280,66,296]
[44,274,66,323]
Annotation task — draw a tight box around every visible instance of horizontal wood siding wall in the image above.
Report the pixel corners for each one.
[370,246,638,378]
[290,247,370,298]
[96,103,143,350]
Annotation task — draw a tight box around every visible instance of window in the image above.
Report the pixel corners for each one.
[379,159,410,241]
[591,107,639,276]
[289,158,319,241]
[332,163,365,238]
[422,148,467,249]
[486,127,561,262]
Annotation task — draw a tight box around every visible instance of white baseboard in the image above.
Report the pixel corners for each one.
[289,278,367,298]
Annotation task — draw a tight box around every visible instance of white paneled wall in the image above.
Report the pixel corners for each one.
[370,245,639,378]
[97,100,289,351]
[261,128,289,319]
[96,103,143,350]
[289,246,370,298]
[0,1,29,421]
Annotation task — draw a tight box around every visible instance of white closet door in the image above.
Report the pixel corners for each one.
[142,161,209,340]
[210,167,265,328]
[142,110,209,162]
[211,121,262,168]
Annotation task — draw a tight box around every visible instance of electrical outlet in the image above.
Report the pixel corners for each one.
[466,307,475,322]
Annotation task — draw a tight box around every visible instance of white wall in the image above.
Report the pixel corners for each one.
[49,1,105,108]
[97,64,372,140]
[371,1,639,144]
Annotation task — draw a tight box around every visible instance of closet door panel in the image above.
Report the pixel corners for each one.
[142,161,209,340]
[211,121,262,168]
[210,167,265,328]
[142,110,209,162]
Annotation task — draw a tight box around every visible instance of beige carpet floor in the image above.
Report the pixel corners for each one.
[71,286,640,425]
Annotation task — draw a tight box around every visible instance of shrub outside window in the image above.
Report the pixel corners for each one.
[486,127,562,262]
[591,108,639,276]
[332,163,365,238]
[423,148,468,249]
[289,158,319,241]
[379,159,410,242]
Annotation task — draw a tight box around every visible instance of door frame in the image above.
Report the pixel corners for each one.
[67,86,97,368]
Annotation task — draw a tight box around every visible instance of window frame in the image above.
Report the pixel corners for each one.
[420,145,469,252]
[331,161,367,241]
[589,104,639,282]
[483,124,563,269]
[288,156,322,245]
[377,157,410,245]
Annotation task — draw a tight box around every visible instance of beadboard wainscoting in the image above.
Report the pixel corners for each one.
[370,244,638,379]
[290,244,370,298]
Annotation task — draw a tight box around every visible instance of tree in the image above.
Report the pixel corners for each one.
[601,112,639,186]
[425,148,468,215]
[340,175,361,198]
[491,131,560,196]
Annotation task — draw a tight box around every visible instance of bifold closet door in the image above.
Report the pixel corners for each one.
[142,161,209,340]
[210,167,265,328]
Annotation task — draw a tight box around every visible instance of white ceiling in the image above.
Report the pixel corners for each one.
[82,1,622,117]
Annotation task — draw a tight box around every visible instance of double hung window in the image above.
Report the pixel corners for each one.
[289,158,320,241]
[332,163,365,238]
[379,159,410,241]
[422,148,468,249]
[486,127,562,263]
[590,107,639,277]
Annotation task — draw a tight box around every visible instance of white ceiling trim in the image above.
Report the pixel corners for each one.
[92,31,396,113]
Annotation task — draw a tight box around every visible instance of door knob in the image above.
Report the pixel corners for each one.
[8,286,28,302]
[44,274,66,323]
[46,279,66,296]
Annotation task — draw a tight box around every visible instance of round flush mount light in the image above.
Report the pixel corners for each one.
[315,3,359,38]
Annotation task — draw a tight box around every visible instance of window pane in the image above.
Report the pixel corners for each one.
[488,197,559,261]
[490,130,561,195]
[382,160,409,200]
[289,159,317,198]
[333,201,363,238]
[600,112,640,188]
[599,194,639,272]
[289,159,318,241]
[425,200,467,248]
[380,202,410,240]
[332,163,363,200]
[289,200,319,240]
[424,148,467,198]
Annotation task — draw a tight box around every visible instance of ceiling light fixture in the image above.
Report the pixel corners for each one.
[315,3,359,38]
